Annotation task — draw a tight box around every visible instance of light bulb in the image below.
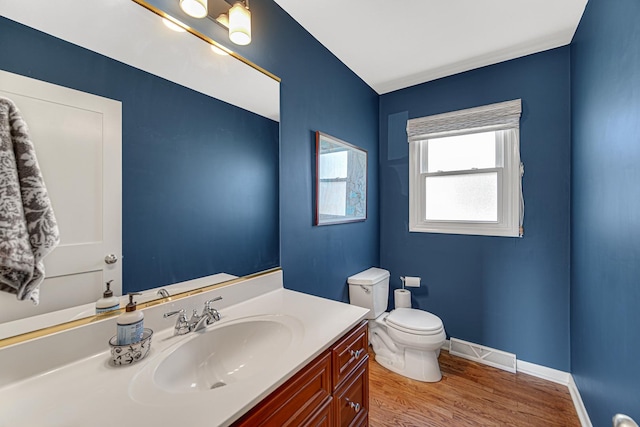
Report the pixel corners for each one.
[216,13,229,28]
[180,0,207,18]
[210,45,229,56]
[228,2,251,46]
[162,18,186,32]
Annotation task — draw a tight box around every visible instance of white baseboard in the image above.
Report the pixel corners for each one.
[516,359,571,385]
[568,375,593,427]
[443,339,591,427]
[516,360,591,427]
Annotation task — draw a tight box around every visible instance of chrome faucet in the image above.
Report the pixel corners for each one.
[164,309,190,335]
[192,297,222,332]
[157,288,170,298]
[164,296,222,335]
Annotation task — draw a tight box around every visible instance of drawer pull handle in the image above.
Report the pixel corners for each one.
[345,398,361,413]
[350,348,364,359]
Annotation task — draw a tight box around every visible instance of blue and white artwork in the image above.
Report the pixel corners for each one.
[315,131,367,225]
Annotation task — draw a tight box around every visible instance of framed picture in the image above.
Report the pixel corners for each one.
[315,131,367,226]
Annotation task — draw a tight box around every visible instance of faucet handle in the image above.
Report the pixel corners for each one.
[204,297,222,322]
[164,309,190,335]
[204,296,222,310]
[164,309,185,319]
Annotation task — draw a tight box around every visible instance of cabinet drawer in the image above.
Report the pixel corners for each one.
[233,351,331,427]
[333,360,369,427]
[332,321,368,388]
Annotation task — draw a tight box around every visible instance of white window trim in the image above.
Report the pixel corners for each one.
[408,100,523,238]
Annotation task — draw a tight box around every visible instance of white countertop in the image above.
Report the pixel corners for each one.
[0,275,368,427]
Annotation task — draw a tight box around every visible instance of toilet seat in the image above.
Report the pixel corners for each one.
[386,308,443,336]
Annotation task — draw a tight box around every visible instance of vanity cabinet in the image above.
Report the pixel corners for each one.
[233,321,368,427]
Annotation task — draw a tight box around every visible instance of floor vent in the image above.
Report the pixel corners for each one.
[449,338,516,373]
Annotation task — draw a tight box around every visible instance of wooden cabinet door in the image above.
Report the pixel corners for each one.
[333,360,369,427]
[302,396,334,427]
[233,351,332,427]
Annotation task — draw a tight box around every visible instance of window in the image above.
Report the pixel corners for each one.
[318,150,348,216]
[408,99,523,237]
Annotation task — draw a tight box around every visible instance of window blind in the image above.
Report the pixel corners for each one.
[406,99,522,142]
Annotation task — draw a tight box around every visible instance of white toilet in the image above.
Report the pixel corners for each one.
[348,267,446,382]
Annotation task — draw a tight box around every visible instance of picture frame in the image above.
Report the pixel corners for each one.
[315,131,367,226]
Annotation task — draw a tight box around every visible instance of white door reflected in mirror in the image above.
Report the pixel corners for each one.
[0,70,122,331]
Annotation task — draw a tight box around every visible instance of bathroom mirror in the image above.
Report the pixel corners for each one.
[315,131,368,225]
[0,0,280,342]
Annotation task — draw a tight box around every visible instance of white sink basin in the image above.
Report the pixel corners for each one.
[155,317,297,393]
[130,314,304,403]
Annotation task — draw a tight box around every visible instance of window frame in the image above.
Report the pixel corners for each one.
[407,100,523,237]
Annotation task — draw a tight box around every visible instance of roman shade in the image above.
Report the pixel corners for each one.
[406,99,522,142]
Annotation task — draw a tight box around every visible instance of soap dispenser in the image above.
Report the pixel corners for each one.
[117,293,144,345]
[96,280,120,314]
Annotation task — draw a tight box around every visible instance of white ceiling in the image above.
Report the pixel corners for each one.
[273,0,588,94]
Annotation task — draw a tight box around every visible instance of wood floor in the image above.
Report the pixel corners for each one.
[368,348,581,427]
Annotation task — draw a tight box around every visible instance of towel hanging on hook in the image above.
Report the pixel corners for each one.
[0,97,60,304]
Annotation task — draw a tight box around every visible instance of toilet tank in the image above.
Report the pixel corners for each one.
[348,267,390,319]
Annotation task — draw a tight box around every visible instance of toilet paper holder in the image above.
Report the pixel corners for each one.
[400,276,421,288]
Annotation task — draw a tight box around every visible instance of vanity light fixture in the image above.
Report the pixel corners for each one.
[228,1,251,46]
[172,0,252,46]
[180,0,207,18]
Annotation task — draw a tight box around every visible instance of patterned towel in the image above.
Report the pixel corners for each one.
[0,97,59,304]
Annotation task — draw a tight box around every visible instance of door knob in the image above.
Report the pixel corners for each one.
[104,254,118,264]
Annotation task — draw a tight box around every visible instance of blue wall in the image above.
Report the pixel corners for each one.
[0,17,280,293]
[571,0,640,423]
[225,0,380,301]
[379,48,572,370]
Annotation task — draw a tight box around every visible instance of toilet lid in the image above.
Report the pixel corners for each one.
[386,308,443,334]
